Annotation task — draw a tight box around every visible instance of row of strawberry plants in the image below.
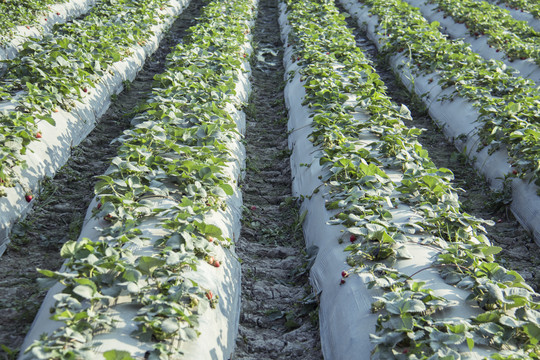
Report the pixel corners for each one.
[0,0,98,63]
[0,0,71,45]
[421,0,540,65]
[0,0,171,193]
[488,0,540,19]
[345,0,540,242]
[283,0,539,358]
[21,0,255,358]
[354,0,540,181]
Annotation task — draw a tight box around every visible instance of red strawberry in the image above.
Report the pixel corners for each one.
[44,18,47,21]
[250,205,256,211]
[97,202,102,209]
[82,87,88,93]
[214,260,220,268]
[26,25,30,29]
[340,279,346,285]
[341,271,348,278]
[104,214,113,222]
[205,290,213,300]
[36,132,42,139]
[512,169,518,175]
[56,12,60,15]
[350,234,357,243]
[25,194,33,202]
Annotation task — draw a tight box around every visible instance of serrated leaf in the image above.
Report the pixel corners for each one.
[103,350,136,360]
[73,285,95,300]
[161,318,179,334]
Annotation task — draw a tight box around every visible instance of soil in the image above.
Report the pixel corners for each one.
[336,2,540,291]
[232,0,323,359]
[0,1,205,358]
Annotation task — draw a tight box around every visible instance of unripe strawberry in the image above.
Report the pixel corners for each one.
[208,236,214,243]
[36,132,42,139]
[205,290,213,300]
[208,256,214,265]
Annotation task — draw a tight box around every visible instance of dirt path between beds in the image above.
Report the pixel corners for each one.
[0,1,206,357]
[233,0,323,358]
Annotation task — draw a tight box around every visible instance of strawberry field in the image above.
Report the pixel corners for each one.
[0,0,539,359]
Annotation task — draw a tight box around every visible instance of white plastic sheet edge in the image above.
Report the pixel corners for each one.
[18,20,256,359]
[279,3,492,359]
[0,0,190,256]
[0,0,98,63]
[341,0,540,247]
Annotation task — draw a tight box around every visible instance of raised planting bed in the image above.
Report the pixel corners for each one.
[19,0,256,358]
[0,0,191,256]
[342,0,540,247]
[281,0,539,358]
[485,0,540,26]
[0,0,98,60]
[404,0,540,85]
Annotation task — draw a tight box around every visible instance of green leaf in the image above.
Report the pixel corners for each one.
[466,336,474,351]
[103,350,136,360]
[481,246,502,257]
[524,323,540,345]
[73,285,95,300]
[219,183,234,195]
[136,256,166,275]
[161,318,179,334]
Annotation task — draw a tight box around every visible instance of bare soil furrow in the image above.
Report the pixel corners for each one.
[233,0,322,359]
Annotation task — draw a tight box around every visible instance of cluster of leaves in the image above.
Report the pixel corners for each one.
[428,0,540,64]
[360,0,540,193]
[0,0,70,45]
[490,0,540,19]
[25,0,256,359]
[0,0,169,195]
[285,0,540,358]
